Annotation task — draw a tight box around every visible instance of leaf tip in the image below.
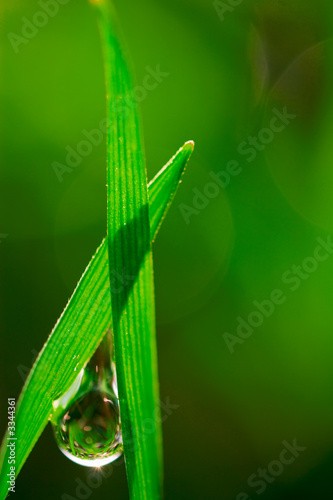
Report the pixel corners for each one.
[183,140,195,153]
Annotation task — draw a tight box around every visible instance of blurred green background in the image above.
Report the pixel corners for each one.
[1,0,333,498]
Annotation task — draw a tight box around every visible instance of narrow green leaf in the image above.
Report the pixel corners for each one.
[95,0,167,498]
[0,141,193,500]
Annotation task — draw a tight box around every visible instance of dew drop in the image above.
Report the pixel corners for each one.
[51,331,123,466]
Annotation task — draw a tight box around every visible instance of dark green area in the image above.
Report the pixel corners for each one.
[1,0,333,499]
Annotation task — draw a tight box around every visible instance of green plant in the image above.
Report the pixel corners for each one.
[0,0,194,498]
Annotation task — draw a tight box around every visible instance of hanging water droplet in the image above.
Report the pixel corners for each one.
[51,331,123,466]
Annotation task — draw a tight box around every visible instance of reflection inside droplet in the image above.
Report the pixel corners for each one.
[51,331,123,466]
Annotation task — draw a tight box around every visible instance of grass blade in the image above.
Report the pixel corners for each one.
[95,1,167,497]
[0,142,193,500]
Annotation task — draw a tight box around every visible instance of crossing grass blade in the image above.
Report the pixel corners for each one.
[0,140,193,500]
